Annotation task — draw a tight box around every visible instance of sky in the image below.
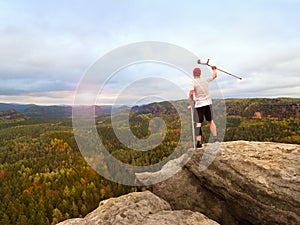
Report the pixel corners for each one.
[0,0,299,105]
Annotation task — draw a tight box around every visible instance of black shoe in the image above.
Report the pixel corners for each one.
[196,142,202,148]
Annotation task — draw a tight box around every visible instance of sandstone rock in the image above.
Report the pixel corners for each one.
[137,141,300,225]
[135,148,194,186]
[57,191,219,225]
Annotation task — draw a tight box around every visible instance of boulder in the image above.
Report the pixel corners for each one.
[57,191,219,225]
[137,141,300,225]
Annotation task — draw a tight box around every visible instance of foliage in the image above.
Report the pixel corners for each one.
[0,119,134,225]
[224,116,300,143]
[0,98,299,224]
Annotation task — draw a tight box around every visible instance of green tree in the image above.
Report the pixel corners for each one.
[52,208,63,225]
[0,213,10,225]
[81,204,88,216]
[71,201,79,217]
[15,215,28,225]
[63,186,70,197]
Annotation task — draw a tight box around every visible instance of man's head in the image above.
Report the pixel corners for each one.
[193,67,201,77]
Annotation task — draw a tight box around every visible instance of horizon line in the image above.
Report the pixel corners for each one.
[0,96,299,107]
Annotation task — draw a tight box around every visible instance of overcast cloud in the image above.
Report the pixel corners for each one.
[0,0,299,105]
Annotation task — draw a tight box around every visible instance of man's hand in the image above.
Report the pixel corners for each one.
[211,66,217,79]
[189,90,194,100]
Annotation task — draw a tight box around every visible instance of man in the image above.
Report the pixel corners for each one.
[189,66,218,148]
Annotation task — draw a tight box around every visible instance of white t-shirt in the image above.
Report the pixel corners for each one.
[190,77,214,108]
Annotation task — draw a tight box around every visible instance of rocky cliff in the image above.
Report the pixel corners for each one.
[58,141,299,225]
[137,141,300,225]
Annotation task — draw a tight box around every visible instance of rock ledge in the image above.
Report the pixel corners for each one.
[57,191,219,225]
[138,141,300,225]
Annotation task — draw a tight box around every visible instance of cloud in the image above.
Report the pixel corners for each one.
[0,76,76,96]
[0,0,299,105]
[0,90,75,105]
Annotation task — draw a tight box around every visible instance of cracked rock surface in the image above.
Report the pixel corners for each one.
[57,191,219,225]
[138,141,300,225]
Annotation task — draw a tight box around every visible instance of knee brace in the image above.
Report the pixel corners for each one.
[195,123,202,136]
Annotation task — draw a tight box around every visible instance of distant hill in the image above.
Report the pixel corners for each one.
[0,98,299,119]
[131,97,300,119]
[0,103,113,118]
[23,105,112,118]
[0,103,34,112]
[23,105,73,118]
[131,101,179,115]
[225,98,300,119]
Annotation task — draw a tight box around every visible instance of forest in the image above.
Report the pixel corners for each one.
[0,98,299,224]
